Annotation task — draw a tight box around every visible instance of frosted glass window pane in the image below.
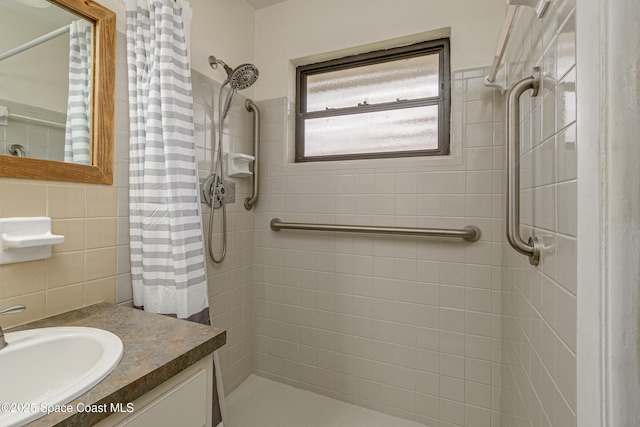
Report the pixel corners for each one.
[306,53,440,112]
[305,105,439,157]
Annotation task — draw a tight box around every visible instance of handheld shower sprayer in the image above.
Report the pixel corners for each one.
[205,55,260,263]
[208,56,259,118]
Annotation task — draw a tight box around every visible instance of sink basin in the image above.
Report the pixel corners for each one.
[0,327,123,426]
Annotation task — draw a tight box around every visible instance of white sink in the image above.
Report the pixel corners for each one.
[0,327,123,427]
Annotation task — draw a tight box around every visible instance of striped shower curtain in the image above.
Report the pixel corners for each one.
[64,20,92,164]
[125,0,209,323]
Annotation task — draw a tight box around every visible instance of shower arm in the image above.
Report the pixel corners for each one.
[244,99,260,210]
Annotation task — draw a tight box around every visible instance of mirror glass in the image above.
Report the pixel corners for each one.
[0,0,93,164]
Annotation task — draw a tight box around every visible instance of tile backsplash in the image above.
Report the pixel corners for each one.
[0,180,118,327]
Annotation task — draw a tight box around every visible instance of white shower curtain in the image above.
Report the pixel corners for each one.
[125,0,209,323]
[125,3,226,425]
[64,20,92,164]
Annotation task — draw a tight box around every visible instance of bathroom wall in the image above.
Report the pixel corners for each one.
[0,174,118,328]
[254,0,506,100]
[186,0,258,394]
[252,66,505,426]
[0,32,123,328]
[188,0,255,87]
[101,0,257,96]
[193,71,256,394]
[0,6,70,113]
[0,3,129,330]
[499,2,577,427]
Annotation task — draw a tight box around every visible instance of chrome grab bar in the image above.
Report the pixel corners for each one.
[244,99,260,210]
[270,218,481,242]
[506,67,542,265]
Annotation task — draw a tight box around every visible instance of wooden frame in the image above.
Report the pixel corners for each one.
[295,39,451,163]
[0,0,116,184]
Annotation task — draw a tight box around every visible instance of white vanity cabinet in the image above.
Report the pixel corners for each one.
[94,354,214,427]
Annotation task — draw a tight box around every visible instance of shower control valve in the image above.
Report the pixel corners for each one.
[216,182,228,202]
[214,180,236,208]
[200,175,235,209]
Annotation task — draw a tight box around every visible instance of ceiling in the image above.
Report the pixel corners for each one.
[245,0,288,10]
[0,0,81,28]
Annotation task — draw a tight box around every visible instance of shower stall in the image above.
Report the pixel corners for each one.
[208,3,580,427]
[112,0,640,425]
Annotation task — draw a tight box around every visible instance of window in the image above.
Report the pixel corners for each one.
[295,38,451,162]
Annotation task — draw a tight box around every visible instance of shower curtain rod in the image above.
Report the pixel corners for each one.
[270,218,481,242]
[0,107,65,129]
[485,5,518,84]
[0,24,72,62]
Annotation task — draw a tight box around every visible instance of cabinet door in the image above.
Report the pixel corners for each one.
[96,354,214,427]
[121,369,208,427]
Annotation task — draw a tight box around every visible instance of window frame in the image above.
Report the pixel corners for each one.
[295,38,451,163]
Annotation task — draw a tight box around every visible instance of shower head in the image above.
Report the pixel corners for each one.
[209,55,260,119]
[228,64,259,91]
[208,55,259,91]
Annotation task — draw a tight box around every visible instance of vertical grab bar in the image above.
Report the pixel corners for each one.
[244,99,260,210]
[506,67,542,266]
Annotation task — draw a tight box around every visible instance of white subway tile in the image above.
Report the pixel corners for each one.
[440,331,465,357]
[416,326,440,352]
[441,376,465,402]
[466,170,493,194]
[465,100,494,125]
[465,381,492,410]
[556,235,577,295]
[465,312,493,338]
[465,147,494,171]
[415,392,440,418]
[465,358,492,385]
[555,282,577,352]
[440,398,465,425]
[415,349,440,378]
[465,404,492,427]
[441,171,466,194]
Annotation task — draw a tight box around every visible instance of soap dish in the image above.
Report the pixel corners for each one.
[227,153,255,177]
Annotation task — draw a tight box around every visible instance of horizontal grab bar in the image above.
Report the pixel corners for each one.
[270,218,481,242]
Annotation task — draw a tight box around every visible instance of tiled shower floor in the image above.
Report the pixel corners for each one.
[226,374,425,427]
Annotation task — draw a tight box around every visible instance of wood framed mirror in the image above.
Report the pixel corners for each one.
[0,0,115,184]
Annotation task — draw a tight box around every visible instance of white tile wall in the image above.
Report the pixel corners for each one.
[114,35,256,393]
[500,2,577,427]
[193,70,256,394]
[0,98,66,162]
[253,67,504,426]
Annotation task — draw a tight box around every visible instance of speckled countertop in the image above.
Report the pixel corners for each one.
[7,303,226,427]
